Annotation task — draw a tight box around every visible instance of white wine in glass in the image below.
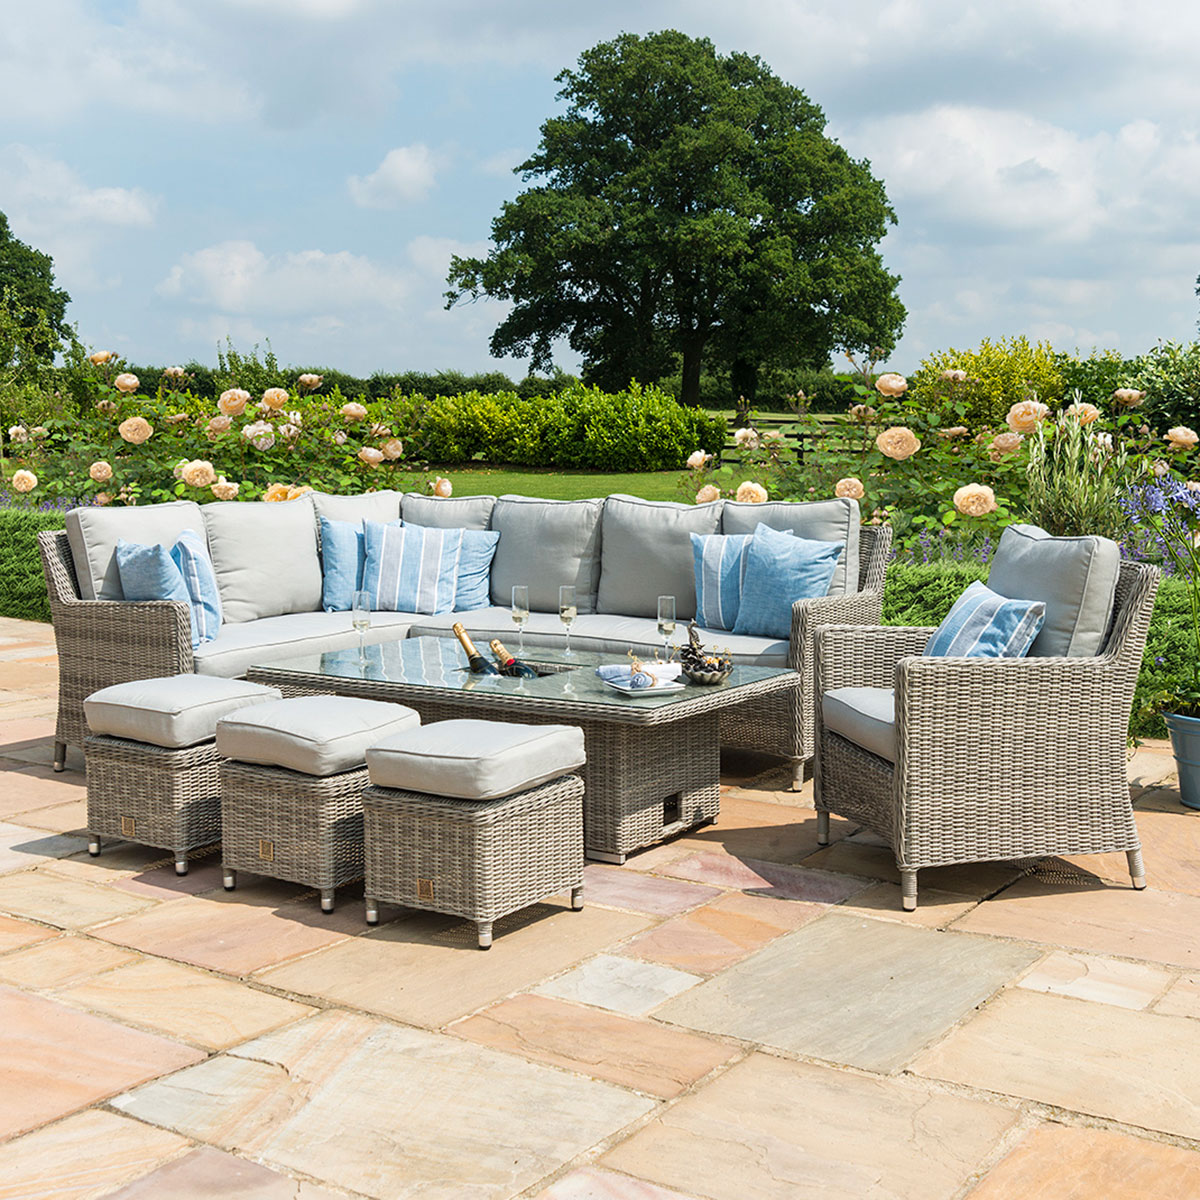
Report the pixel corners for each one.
[559,585,577,656]
[657,595,676,655]
[511,585,530,653]
[352,590,371,666]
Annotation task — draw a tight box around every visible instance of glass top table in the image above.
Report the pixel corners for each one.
[248,637,801,862]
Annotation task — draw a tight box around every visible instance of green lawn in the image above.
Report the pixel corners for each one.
[429,466,686,501]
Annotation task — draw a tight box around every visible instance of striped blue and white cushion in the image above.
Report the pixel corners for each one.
[924,581,1045,658]
[361,521,463,614]
[170,528,223,646]
[690,532,753,631]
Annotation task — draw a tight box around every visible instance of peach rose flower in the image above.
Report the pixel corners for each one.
[286,485,314,500]
[297,373,322,391]
[1113,388,1146,407]
[695,484,721,504]
[1006,400,1049,433]
[874,372,908,397]
[95,492,113,506]
[218,388,250,416]
[381,438,404,460]
[735,481,768,503]
[117,416,153,445]
[834,477,865,500]
[262,482,293,502]
[113,372,139,394]
[89,461,113,483]
[211,477,240,501]
[7,424,28,444]
[1166,426,1199,452]
[181,460,216,488]
[875,426,921,460]
[242,420,275,451]
[433,476,453,498]
[370,422,392,439]
[989,431,1024,456]
[940,368,968,383]
[333,430,348,446]
[207,415,233,438]
[12,469,37,493]
[341,402,368,421]
[278,423,301,441]
[686,449,710,470]
[1064,401,1101,425]
[953,483,998,517]
[733,427,760,450]
[261,387,289,410]
[163,366,185,380]
[358,446,384,466]
[96,398,118,415]
[937,426,969,439]
[88,350,114,365]
[848,403,876,422]
[164,412,190,425]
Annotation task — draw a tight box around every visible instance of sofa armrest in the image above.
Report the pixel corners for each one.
[815,624,934,692]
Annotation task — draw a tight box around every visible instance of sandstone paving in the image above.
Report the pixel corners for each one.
[951,875,1200,969]
[0,761,86,818]
[259,902,651,1027]
[535,952,702,1016]
[112,1009,656,1200]
[536,1167,702,1199]
[622,891,824,974]
[0,984,204,1140]
[0,933,140,989]
[601,1051,1020,1200]
[1155,973,1200,1019]
[449,993,735,1098]
[663,794,850,864]
[0,912,58,953]
[57,956,316,1049]
[659,851,868,903]
[582,863,722,916]
[1016,950,1175,1010]
[0,714,57,751]
[0,820,89,875]
[835,881,979,927]
[912,989,1200,1140]
[0,867,157,928]
[12,797,88,834]
[655,912,1039,1073]
[0,1108,190,1200]
[965,1123,1200,1198]
[1063,805,1200,896]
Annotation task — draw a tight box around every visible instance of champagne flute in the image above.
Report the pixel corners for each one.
[352,590,371,667]
[559,585,577,656]
[657,595,676,656]
[511,585,530,654]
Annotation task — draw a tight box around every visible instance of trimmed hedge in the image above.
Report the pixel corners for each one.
[0,508,65,623]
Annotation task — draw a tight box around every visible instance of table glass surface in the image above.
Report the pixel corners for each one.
[252,637,795,713]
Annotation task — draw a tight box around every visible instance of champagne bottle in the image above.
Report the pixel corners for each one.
[452,622,500,675]
[489,638,538,678]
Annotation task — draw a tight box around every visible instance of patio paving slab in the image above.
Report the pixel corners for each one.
[450,994,735,1098]
[0,934,140,989]
[1016,950,1174,1010]
[582,864,722,916]
[0,912,58,954]
[536,1168,701,1198]
[12,798,88,834]
[0,868,157,929]
[259,902,651,1028]
[0,761,85,818]
[1155,973,1200,1019]
[1063,806,1200,896]
[0,1108,189,1200]
[58,957,316,1050]
[836,881,979,927]
[664,795,848,864]
[658,852,867,904]
[622,891,824,974]
[102,1145,346,1199]
[965,1123,1200,1198]
[601,1052,1020,1200]
[535,953,702,1016]
[0,984,204,1140]
[912,989,1200,1140]
[0,821,89,875]
[951,876,1200,968]
[112,1009,655,1200]
[655,912,1039,1073]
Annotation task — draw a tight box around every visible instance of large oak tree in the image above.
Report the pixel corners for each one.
[0,211,71,361]
[447,30,905,405]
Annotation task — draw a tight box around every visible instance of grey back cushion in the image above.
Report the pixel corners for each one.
[722,497,860,595]
[401,493,495,530]
[597,495,723,620]
[987,523,1120,657]
[65,500,206,601]
[311,490,401,524]
[203,496,322,624]
[489,496,604,613]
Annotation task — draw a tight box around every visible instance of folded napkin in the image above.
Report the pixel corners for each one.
[596,662,684,689]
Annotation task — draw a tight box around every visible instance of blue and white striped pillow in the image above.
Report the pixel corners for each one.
[924,581,1045,658]
[690,532,753,631]
[170,529,222,647]
[361,521,463,614]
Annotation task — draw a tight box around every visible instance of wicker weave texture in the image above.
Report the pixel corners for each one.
[220,760,369,890]
[363,774,584,922]
[84,735,221,853]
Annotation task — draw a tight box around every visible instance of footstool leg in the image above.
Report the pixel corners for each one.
[1127,848,1147,890]
[174,853,188,877]
[900,868,918,912]
[816,811,830,846]
[88,836,101,857]
[320,888,335,914]
[223,867,237,891]
[570,885,585,911]
[365,897,379,925]
[477,921,493,950]
[54,740,66,773]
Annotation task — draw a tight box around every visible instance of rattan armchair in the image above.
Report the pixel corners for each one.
[813,560,1160,909]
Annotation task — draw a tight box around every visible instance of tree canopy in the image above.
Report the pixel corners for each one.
[0,211,71,361]
[447,30,906,406]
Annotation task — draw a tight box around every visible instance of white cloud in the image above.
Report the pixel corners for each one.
[348,145,439,207]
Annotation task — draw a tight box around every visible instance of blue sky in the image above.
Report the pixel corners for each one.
[2,1,1198,379]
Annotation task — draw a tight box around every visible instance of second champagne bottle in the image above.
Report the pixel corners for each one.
[489,638,539,678]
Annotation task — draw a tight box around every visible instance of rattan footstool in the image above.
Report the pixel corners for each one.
[215,695,420,912]
[83,675,282,874]
[362,718,587,948]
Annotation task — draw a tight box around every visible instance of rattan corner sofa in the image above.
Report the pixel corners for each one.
[39,489,891,783]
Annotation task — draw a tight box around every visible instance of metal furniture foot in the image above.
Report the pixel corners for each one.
[791,759,805,790]
[1127,848,1147,890]
[88,837,101,857]
[900,868,918,911]
[223,868,237,891]
[174,854,188,876]
[570,885,585,911]
[816,811,830,846]
[365,897,379,925]
[53,741,66,772]
[586,849,626,865]
[477,921,493,950]
[320,888,335,913]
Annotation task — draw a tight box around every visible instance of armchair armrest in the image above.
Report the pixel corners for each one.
[816,624,935,692]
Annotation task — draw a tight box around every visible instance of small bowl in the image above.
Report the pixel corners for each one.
[683,665,733,686]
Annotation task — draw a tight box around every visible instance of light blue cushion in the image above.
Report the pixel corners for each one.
[170,529,222,647]
[115,539,190,608]
[361,521,463,614]
[320,516,368,612]
[924,580,1045,658]
[454,527,500,611]
[732,524,844,639]
[691,533,752,632]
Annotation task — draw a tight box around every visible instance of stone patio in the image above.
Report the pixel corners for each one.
[1,612,1199,1198]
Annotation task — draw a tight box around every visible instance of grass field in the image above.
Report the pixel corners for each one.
[429,466,686,501]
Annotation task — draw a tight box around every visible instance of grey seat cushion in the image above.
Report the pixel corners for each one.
[367,719,586,800]
[203,496,323,624]
[596,495,723,620]
[84,676,282,749]
[401,493,495,530]
[489,495,604,613]
[823,687,896,762]
[217,696,420,777]
[311,490,402,525]
[722,498,860,596]
[986,524,1121,657]
[65,500,205,601]
[192,610,422,678]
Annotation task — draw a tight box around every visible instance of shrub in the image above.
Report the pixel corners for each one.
[1056,348,1139,401]
[1131,340,1200,431]
[0,506,66,621]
